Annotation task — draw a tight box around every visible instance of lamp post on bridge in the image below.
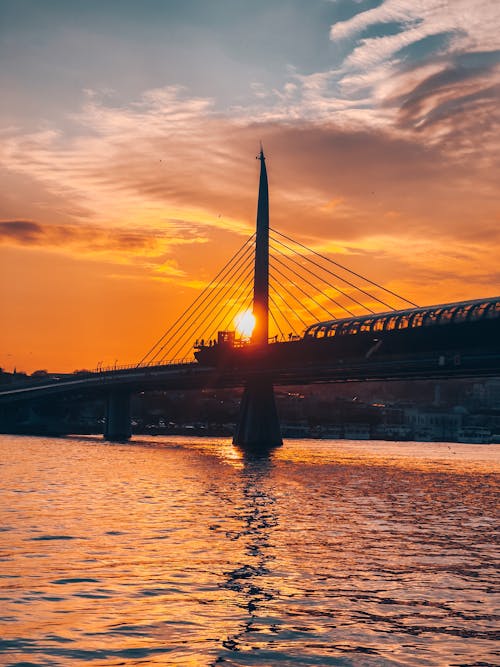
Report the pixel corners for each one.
[232,147,283,451]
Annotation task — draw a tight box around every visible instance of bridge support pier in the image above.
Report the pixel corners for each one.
[104,391,131,441]
[233,377,282,452]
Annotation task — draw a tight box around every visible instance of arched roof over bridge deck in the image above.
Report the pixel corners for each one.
[303,296,500,339]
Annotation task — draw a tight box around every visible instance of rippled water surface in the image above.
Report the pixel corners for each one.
[0,435,498,666]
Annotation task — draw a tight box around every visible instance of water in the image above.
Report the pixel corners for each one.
[0,435,498,667]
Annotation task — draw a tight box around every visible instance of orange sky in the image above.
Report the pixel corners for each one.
[1,1,499,373]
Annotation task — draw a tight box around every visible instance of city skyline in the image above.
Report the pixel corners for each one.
[1,0,499,372]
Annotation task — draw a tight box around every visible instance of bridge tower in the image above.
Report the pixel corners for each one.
[233,147,283,451]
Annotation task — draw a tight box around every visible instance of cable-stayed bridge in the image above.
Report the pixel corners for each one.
[136,226,419,368]
[1,149,500,449]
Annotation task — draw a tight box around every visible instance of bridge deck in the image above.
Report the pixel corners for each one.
[1,349,500,405]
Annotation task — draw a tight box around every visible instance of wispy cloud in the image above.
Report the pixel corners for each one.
[0,87,260,246]
[330,0,499,53]
[327,0,500,153]
[221,1,500,166]
[0,2,498,305]
[0,84,497,271]
[0,218,208,280]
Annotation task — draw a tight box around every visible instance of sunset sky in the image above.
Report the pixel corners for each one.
[1,0,499,372]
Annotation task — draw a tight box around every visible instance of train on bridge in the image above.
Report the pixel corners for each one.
[194,296,500,370]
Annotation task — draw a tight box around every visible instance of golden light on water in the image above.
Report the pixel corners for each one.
[1,435,499,665]
[234,309,256,339]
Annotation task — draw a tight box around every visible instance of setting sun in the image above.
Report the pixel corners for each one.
[234,309,256,339]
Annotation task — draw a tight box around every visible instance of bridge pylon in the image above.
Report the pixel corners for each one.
[233,147,283,451]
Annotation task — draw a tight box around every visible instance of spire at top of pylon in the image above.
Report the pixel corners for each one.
[252,141,269,346]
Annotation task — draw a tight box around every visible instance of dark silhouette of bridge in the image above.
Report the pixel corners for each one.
[1,148,500,448]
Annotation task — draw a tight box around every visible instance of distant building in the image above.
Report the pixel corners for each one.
[404,407,462,441]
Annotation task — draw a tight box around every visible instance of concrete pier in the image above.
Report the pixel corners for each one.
[233,377,282,451]
[104,391,131,441]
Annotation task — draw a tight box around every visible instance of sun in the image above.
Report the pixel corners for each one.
[234,309,256,339]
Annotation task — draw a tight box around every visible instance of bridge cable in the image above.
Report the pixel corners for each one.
[146,238,255,364]
[144,237,255,365]
[204,284,255,345]
[271,227,419,309]
[270,246,357,318]
[271,227,418,308]
[270,237,374,314]
[269,278,311,334]
[272,253,355,319]
[268,279,308,330]
[270,233,388,312]
[195,271,256,350]
[269,290,301,337]
[159,255,255,363]
[269,291,299,337]
[161,258,255,363]
[188,260,255,346]
[270,254,348,320]
[211,283,255,341]
[269,265,321,325]
[268,307,286,341]
[268,281,309,332]
[138,233,256,366]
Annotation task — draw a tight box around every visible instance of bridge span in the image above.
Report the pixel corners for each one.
[1,349,500,403]
[1,296,500,441]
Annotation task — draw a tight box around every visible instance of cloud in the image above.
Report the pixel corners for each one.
[388,74,500,182]
[330,0,499,54]
[0,88,497,252]
[228,3,499,173]
[1,4,497,235]
[0,87,262,241]
[324,0,500,157]
[0,220,44,243]
[0,44,498,305]
[0,218,208,280]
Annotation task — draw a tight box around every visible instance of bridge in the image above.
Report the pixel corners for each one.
[1,149,499,449]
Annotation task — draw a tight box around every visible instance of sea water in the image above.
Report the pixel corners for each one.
[0,435,498,666]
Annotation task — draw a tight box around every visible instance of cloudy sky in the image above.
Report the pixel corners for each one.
[1,0,499,371]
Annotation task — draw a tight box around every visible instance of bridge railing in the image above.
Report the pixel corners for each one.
[92,358,195,375]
